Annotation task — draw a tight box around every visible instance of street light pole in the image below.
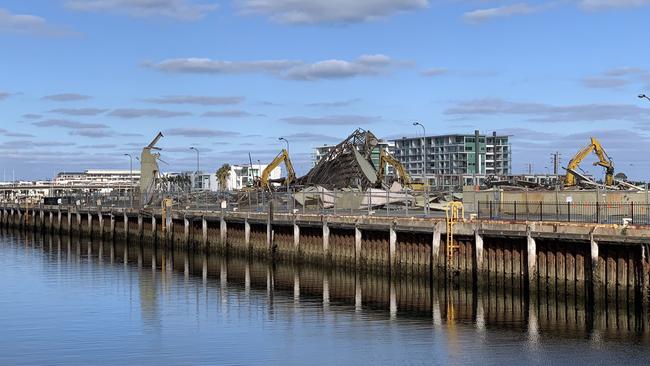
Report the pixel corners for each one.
[190,147,200,189]
[124,153,133,208]
[278,137,289,152]
[413,122,428,215]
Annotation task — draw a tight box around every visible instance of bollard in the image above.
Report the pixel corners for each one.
[184,217,190,245]
[293,220,300,255]
[245,219,251,253]
[432,221,442,270]
[389,225,397,275]
[202,217,208,249]
[355,225,362,270]
[151,215,157,243]
[474,228,484,284]
[220,216,227,250]
[527,225,537,294]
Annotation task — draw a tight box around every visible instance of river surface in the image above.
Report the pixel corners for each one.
[1,231,649,365]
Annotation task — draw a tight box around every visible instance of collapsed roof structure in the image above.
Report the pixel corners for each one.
[295,128,380,190]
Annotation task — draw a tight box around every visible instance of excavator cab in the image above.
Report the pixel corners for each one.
[564,137,615,187]
[256,149,296,191]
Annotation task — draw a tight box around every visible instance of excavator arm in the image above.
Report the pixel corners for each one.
[565,137,614,187]
[259,149,296,190]
[376,149,412,187]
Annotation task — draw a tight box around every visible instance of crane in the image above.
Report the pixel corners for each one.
[258,149,296,190]
[565,137,614,187]
[376,149,413,187]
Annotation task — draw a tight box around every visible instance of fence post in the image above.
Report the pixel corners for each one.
[567,202,571,222]
[539,201,543,222]
[631,202,635,224]
[514,201,517,221]
[525,200,529,221]
[477,201,480,219]
[489,201,493,219]
[596,201,599,224]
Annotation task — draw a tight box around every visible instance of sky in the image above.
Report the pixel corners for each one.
[2,0,650,181]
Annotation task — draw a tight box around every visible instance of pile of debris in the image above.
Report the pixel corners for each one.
[296,128,380,190]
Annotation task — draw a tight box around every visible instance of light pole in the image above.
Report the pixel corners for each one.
[278,137,289,152]
[639,94,650,102]
[413,122,429,215]
[124,153,133,208]
[190,147,200,189]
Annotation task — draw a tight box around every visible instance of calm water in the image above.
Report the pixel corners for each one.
[1,231,649,365]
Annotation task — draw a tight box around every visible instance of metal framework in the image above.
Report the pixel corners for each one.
[296,128,380,189]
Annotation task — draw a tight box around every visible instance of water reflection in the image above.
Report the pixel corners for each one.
[3,229,650,364]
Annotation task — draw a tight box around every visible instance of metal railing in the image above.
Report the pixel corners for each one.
[3,188,453,218]
[477,201,650,225]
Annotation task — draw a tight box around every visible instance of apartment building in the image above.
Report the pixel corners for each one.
[391,130,511,190]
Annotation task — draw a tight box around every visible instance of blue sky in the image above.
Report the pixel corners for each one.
[2,0,650,181]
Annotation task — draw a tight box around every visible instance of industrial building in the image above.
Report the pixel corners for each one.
[390,130,511,190]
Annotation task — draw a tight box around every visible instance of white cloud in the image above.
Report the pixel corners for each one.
[146,58,300,74]
[284,54,398,80]
[201,110,255,117]
[281,115,380,125]
[306,98,360,108]
[0,8,74,36]
[463,3,540,24]
[33,119,108,129]
[445,98,650,123]
[108,108,192,119]
[64,0,218,21]
[236,0,428,24]
[143,95,244,105]
[146,54,403,80]
[49,108,108,116]
[165,128,240,137]
[581,67,650,90]
[581,77,629,89]
[41,93,92,101]
[579,0,650,10]
[421,67,447,76]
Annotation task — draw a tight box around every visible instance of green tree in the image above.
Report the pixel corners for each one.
[216,164,231,191]
[615,172,628,181]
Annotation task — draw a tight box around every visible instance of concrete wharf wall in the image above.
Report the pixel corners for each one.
[2,204,650,307]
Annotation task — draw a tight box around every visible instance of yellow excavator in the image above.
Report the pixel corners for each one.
[376,149,417,188]
[565,137,614,187]
[257,149,296,190]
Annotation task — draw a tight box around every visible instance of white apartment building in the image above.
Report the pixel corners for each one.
[54,170,140,185]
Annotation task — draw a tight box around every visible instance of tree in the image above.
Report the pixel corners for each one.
[615,172,628,181]
[216,164,231,191]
